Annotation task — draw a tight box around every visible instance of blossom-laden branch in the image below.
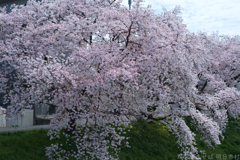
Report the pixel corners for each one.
[0,0,240,159]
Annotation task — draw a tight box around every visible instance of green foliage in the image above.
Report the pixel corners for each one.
[0,118,240,160]
[184,116,240,159]
[117,119,181,160]
[0,129,50,160]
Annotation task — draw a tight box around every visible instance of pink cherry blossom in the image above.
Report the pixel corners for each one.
[0,0,240,159]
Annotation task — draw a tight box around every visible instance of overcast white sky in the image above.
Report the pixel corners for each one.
[121,0,240,37]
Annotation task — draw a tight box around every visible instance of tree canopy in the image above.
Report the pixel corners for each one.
[0,0,240,159]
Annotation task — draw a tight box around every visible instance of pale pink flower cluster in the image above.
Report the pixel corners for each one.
[0,0,240,159]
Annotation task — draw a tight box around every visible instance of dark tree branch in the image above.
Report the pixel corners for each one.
[200,80,208,93]
[234,74,240,80]
[125,22,133,47]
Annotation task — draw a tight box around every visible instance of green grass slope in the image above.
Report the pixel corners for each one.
[0,117,239,160]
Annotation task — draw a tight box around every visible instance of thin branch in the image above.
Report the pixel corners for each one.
[125,22,133,47]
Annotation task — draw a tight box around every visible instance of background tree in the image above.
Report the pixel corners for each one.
[0,0,239,159]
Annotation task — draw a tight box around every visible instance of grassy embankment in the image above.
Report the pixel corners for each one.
[0,116,240,160]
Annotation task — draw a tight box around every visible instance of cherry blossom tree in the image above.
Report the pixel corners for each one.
[0,0,239,159]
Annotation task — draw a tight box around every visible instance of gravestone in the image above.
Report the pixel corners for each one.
[0,107,6,127]
[6,109,33,127]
